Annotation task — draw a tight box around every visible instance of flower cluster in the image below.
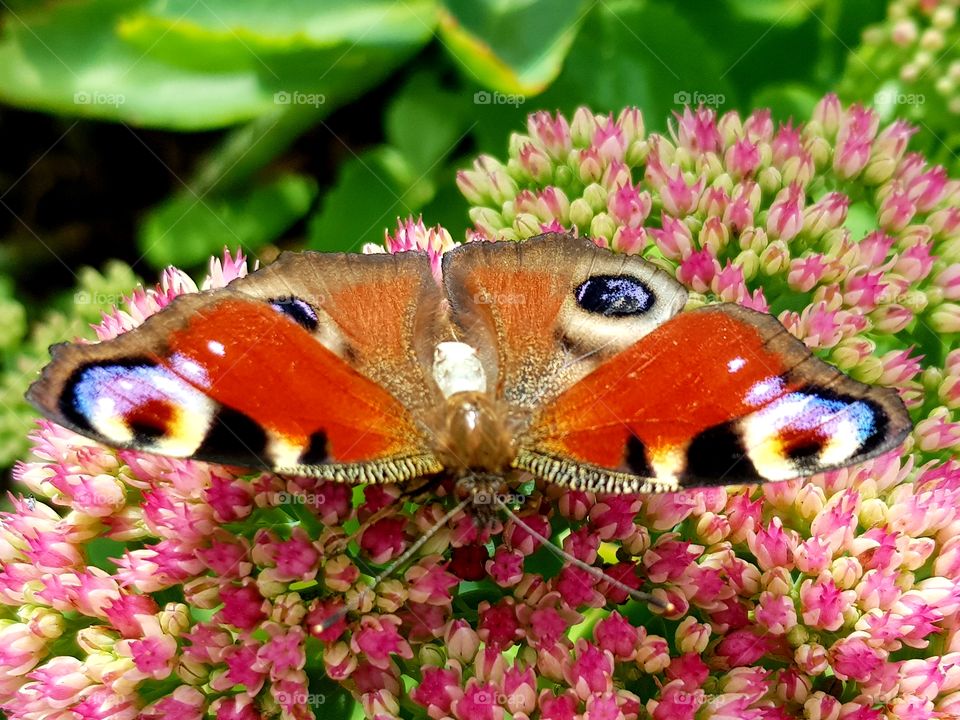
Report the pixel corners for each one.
[1,98,959,720]
[842,0,960,133]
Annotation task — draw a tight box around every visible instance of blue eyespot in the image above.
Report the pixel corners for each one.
[575,275,654,317]
[269,297,319,331]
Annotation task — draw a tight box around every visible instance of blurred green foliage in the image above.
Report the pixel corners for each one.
[0,0,929,472]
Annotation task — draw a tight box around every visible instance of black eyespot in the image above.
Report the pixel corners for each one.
[269,297,319,331]
[575,275,654,317]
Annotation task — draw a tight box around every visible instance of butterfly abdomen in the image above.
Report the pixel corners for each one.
[435,392,515,475]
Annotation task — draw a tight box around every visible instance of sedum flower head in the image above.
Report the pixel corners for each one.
[2,99,960,719]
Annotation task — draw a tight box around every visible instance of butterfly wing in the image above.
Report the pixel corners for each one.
[516,304,912,492]
[442,233,688,413]
[27,251,448,482]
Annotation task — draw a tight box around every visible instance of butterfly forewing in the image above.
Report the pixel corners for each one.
[442,234,688,414]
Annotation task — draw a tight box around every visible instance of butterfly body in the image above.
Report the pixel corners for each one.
[27,233,911,497]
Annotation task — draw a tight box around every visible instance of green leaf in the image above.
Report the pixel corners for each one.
[0,0,437,129]
[537,0,734,131]
[751,83,822,124]
[138,173,317,268]
[723,0,822,26]
[438,0,587,94]
[386,71,474,174]
[131,0,437,48]
[308,147,435,253]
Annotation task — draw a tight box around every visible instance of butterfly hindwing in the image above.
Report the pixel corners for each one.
[27,251,447,482]
[516,304,911,491]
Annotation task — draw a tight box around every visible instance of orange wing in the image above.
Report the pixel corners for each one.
[516,305,911,492]
[27,251,447,483]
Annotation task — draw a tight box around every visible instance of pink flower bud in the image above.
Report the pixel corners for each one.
[675,616,711,653]
[931,302,960,333]
[747,518,795,571]
[611,225,648,254]
[699,186,729,217]
[564,639,614,698]
[724,137,761,177]
[677,249,720,292]
[635,633,671,674]
[744,108,774,143]
[595,612,640,660]
[527,111,572,158]
[673,106,721,154]
[651,214,694,260]
[800,575,854,631]
[804,690,842,720]
[518,143,552,183]
[908,165,949,211]
[660,169,705,216]
[812,94,843,137]
[766,183,805,241]
[411,664,461,716]
[935,263,960,300]
[804,192,849,236]
[795,642,830,675]
[878,187,916,231]
[607,182,652,226]
[592,115,627,163]
[915,407,960,451]
[755,592,798,635]
[713,628,776,668]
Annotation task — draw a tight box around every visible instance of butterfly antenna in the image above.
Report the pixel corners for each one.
[494,497,673,613]
[315,496,472,634]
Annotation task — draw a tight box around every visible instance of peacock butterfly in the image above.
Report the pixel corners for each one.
[27,233,911,507]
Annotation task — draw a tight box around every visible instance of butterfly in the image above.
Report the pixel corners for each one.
[27,232,911,509]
